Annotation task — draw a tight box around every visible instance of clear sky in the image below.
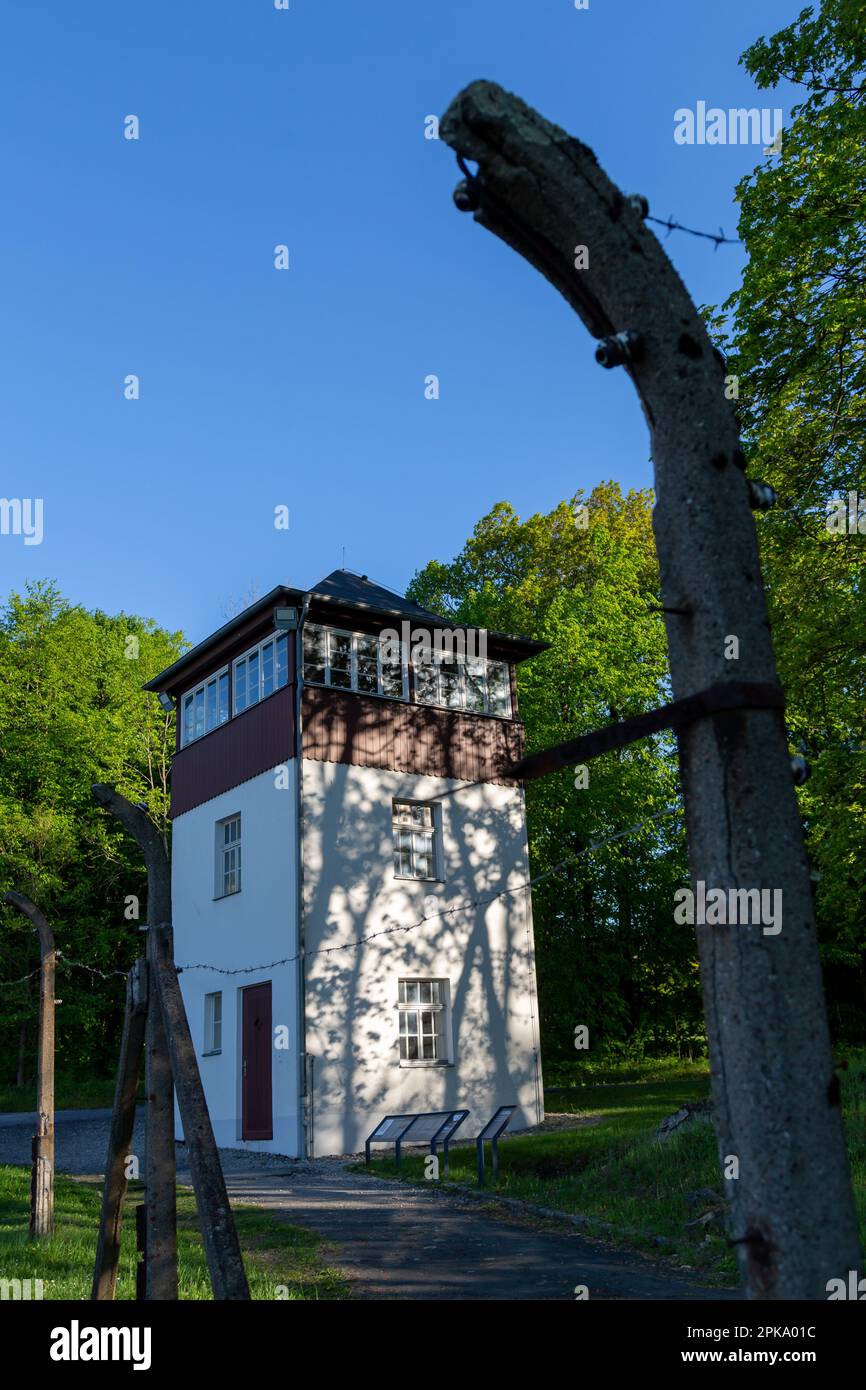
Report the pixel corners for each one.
[0,0,798,646]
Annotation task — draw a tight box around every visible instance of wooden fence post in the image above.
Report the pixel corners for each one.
[4,891,55,1239]
[91,785,178,1300]
[439,80,862,1298]
[92,957,148,1299]
[152,934,250,1300]
[135,1203,147,1300]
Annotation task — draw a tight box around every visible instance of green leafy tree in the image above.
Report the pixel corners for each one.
[409,486,704,1060]
[0,581,186,1081]
[709,0,866,1036]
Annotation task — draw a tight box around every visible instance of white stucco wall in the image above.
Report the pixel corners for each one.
[301,759,544,1156]
[170,762,300,1156]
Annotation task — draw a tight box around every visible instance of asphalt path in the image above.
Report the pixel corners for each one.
[0,1109,738,1301]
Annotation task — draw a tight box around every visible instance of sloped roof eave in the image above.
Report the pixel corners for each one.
[143,572,549,693]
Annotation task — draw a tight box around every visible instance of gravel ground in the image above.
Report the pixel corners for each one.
[0,1107,147,1176]
[0,1109,297,1178]
[0,1108,601,1173]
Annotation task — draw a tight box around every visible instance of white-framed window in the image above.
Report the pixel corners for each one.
[303,623,407,700]
[486,659,512,717]
[398,979,450,1064]
[413,650,512,718]
[216,814,242,897]
[234,632,289,714]
[203,991,222,1054]
[392,799,440,880]
[180,667,230,747]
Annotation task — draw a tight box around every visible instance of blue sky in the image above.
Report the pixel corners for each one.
[0,0,798,646]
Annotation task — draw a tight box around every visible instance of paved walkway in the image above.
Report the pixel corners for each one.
[0,1110,737,1301]
[220,1160,737,1301]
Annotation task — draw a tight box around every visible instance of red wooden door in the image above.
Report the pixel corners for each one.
[241,982,273,1140]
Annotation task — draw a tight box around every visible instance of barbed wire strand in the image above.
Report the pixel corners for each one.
[647,214,741,248]
[0,953,131,992]
[56,953,129,981]
[0,808,681,991]
[0,967,41,991]
[176,806,680,977]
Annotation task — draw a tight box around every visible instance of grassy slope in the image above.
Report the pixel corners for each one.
[0,1166,350,1300]
[366,1056,866,1285]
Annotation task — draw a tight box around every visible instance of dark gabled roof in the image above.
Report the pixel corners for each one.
[144,569,548,694]
[305,572,549,659]
[308,569,449,623]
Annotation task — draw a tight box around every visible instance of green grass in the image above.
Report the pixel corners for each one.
[544,1056,711,1088]
[0,1166,351,1299]
[841,1053,866,1248]
[364,1055,866,1285]
[0,1075,137,1113]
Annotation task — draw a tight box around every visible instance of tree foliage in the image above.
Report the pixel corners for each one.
[0,582,185,1081]
[710,0,866,1034]
[409,486,704,1060]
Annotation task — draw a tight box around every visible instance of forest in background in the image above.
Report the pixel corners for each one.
[0,584,183,1081]
[411,0,865,1058]
[1,0,863,1081]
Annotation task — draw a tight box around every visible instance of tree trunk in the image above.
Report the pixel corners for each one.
[439,79,862,1298]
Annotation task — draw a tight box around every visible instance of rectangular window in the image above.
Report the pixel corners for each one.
[439,654,463,709]
[303,624,326,685]
[329,630,352,689]
[486,660,511,717]
[398,979,449,1063]
[464,655,486,713]
[413,649,512,718]
[216,814,242,897]
[276,632,289,687]
[355,632,379,693]
[261,639,274,697]
[413,652,438,706]
[204,992,222,1054]
[181,666,230,747]
[392,800,439,881]
[379,638,404,698]
[233,633,289,714]
[303,624,408,701]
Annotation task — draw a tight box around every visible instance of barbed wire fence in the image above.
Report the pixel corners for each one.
[174,806,681,976]
[0,806,680,991]
[646,213,741,248]
[0,953,131,992]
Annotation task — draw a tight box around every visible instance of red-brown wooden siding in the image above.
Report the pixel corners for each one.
[301,686,524,785]
[170,684,294,818]
[170,675,525,816]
